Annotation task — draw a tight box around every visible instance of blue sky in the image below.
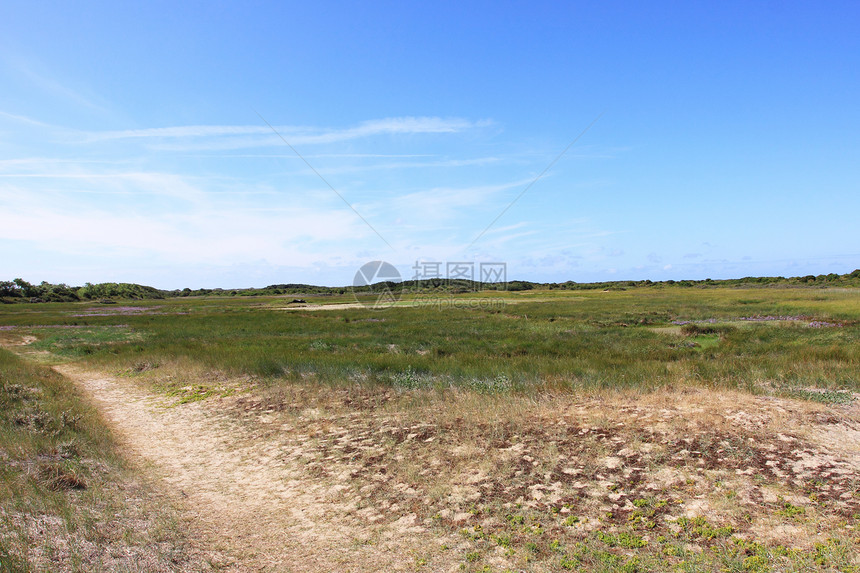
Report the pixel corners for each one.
[1,1,858,289]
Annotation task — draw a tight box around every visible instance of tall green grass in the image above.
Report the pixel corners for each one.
[2,287,858,394]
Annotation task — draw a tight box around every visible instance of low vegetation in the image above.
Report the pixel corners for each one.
[0,349,211,572]
[3,284,855,397]
[1,281,858,571]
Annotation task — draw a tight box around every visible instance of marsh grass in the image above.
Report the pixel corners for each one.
[109,293,860,393]
[2,286,859,398]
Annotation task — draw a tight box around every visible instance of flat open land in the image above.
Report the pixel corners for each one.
[2,286,858,572]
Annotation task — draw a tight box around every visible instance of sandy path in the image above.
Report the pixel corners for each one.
[54,365,443,573]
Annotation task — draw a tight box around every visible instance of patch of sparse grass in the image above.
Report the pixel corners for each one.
[30,326,141,359]
[675,516,735,540]
[597,530,647,548]
[392,365,427,390]
[309,339,332,351]
[785,387,855,404]
[775,501,806,519]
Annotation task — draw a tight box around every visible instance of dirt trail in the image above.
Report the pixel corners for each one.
[54,365,449,573]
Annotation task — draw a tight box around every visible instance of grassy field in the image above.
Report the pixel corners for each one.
[1,285,858,572]
[2,285,858,395]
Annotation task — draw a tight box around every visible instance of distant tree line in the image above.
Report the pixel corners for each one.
[0,279,163,303]
[2,270,860,303]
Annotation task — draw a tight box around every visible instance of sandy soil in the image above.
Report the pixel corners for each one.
[54,365,460,573]
[43,361,859,572]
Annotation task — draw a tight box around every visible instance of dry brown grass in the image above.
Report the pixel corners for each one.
[217,379,858,571]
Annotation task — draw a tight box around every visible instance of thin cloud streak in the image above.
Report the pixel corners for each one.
[85,116,491,145]
[0,111,59,128]
[311,156,503,176]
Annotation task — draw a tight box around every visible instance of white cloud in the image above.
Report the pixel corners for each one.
[82,117,492,151]
[309,156,503,176]
[88,125,273,140]
[2,54,112,114]
[0,111,59,128]
[0,193,368,266]
[387,178,531,217]
[0,168,210,205]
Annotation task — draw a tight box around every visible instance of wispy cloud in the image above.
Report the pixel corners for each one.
[190,154,504,177]
[82,117,492,150]
[0,111,59,128]
[0,166,210,204]
[0,157,123,172]
[3,54,111,114]
[88,125,272,140]
[318,156,503,174]
[372,178,536,234]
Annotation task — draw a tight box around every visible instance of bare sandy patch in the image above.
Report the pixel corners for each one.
[54,365,463,572]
